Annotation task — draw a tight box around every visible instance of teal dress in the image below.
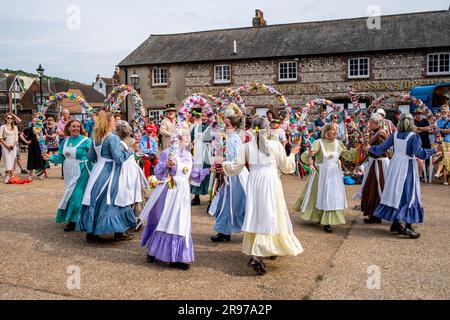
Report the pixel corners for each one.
[50,135,93,224]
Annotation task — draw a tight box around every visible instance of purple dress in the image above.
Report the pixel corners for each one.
[140,149,209,263]
[370,132,435,224]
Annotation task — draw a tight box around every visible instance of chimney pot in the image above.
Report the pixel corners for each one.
[252,9,267,27]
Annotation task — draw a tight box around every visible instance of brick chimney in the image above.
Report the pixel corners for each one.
[252,9,267,27]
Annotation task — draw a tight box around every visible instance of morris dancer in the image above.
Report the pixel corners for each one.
[44,120,92,232]
[78,113,137,243]
[115,120,149,215]
[209,109,248,243]
[190,111,212,206]
[294,123,358,233]
[218,117,303,275]
[353,113,389,224]
[369,113,439,239]
[139,131,211,270]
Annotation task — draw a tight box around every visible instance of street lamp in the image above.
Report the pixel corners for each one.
[130,70,140,89]
[36,64,45,106]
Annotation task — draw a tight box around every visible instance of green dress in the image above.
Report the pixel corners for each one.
[294,139,357,225]
[50,135,93,223]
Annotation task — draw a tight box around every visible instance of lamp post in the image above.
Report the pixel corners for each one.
[130,70,140,90]
[36,64,45,107]
[130,70,140,121]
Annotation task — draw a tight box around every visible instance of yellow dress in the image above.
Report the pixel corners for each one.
[223,138,303,257]
[294,139,358,225]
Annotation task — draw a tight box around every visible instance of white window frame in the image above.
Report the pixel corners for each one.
[278,61,298,82]
[148,110,164,118]
[214,65,231,84]
[427,53,450,76]
[152,67,168,86]
[348,57,370,79]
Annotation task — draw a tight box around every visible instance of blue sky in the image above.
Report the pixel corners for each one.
[1,0,448,83]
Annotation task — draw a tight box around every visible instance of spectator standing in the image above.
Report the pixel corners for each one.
[413,110,431,179]
[0,113,19,183]
[20,117,47,180]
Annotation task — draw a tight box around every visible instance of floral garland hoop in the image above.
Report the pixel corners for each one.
[368,92,440,136]
[219,83,290,116]
[36,92,93,154]
[104,84,146,141]
[368,92,428,113]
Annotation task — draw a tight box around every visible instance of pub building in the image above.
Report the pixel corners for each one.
[118,9,450,119]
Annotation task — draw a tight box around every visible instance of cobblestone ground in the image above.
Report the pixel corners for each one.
[0,165,449,300]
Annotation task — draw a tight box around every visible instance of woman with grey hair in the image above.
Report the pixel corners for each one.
[217,117,303,275]
[114,120,148,211]
[369,113,439,239]
[353,113,389,223]
[115,120,135,148]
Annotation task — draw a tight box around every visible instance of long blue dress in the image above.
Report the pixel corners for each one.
[211,131,247,235]
[370,132,435,224]
[77,134,137,235]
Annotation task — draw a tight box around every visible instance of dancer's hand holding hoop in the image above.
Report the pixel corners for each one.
[167,158,177,169]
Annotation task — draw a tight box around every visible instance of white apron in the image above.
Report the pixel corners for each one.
[380,132,421,209]
[315,139,347,211]
[353,157,389,200]
[155,154,193,248]
[58,137,89,210]
[191,124,212,187]
[82,135,120,206]
[115,141,149,207]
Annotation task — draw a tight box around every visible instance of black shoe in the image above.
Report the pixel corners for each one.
[64,222,76,232]
[169,262,191,270]
[364,216,382,224]
[21,169,29,175]
[147,255,156,263]
[191,197,201,206]
[114,233,133,242]
[324,225,333,233]
[389,221,404,234]
[210,233,231,243]
[247,258,267,275]
[403,227,421,239]
[269,256,278,261]
[86,233,107,243]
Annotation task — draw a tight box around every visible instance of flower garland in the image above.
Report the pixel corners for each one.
[219,83,289,116]
[36,92,93,154]
[105,85,146,142]
[367,92,439,135]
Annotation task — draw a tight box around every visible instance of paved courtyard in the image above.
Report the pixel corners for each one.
[0,166,449,300]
